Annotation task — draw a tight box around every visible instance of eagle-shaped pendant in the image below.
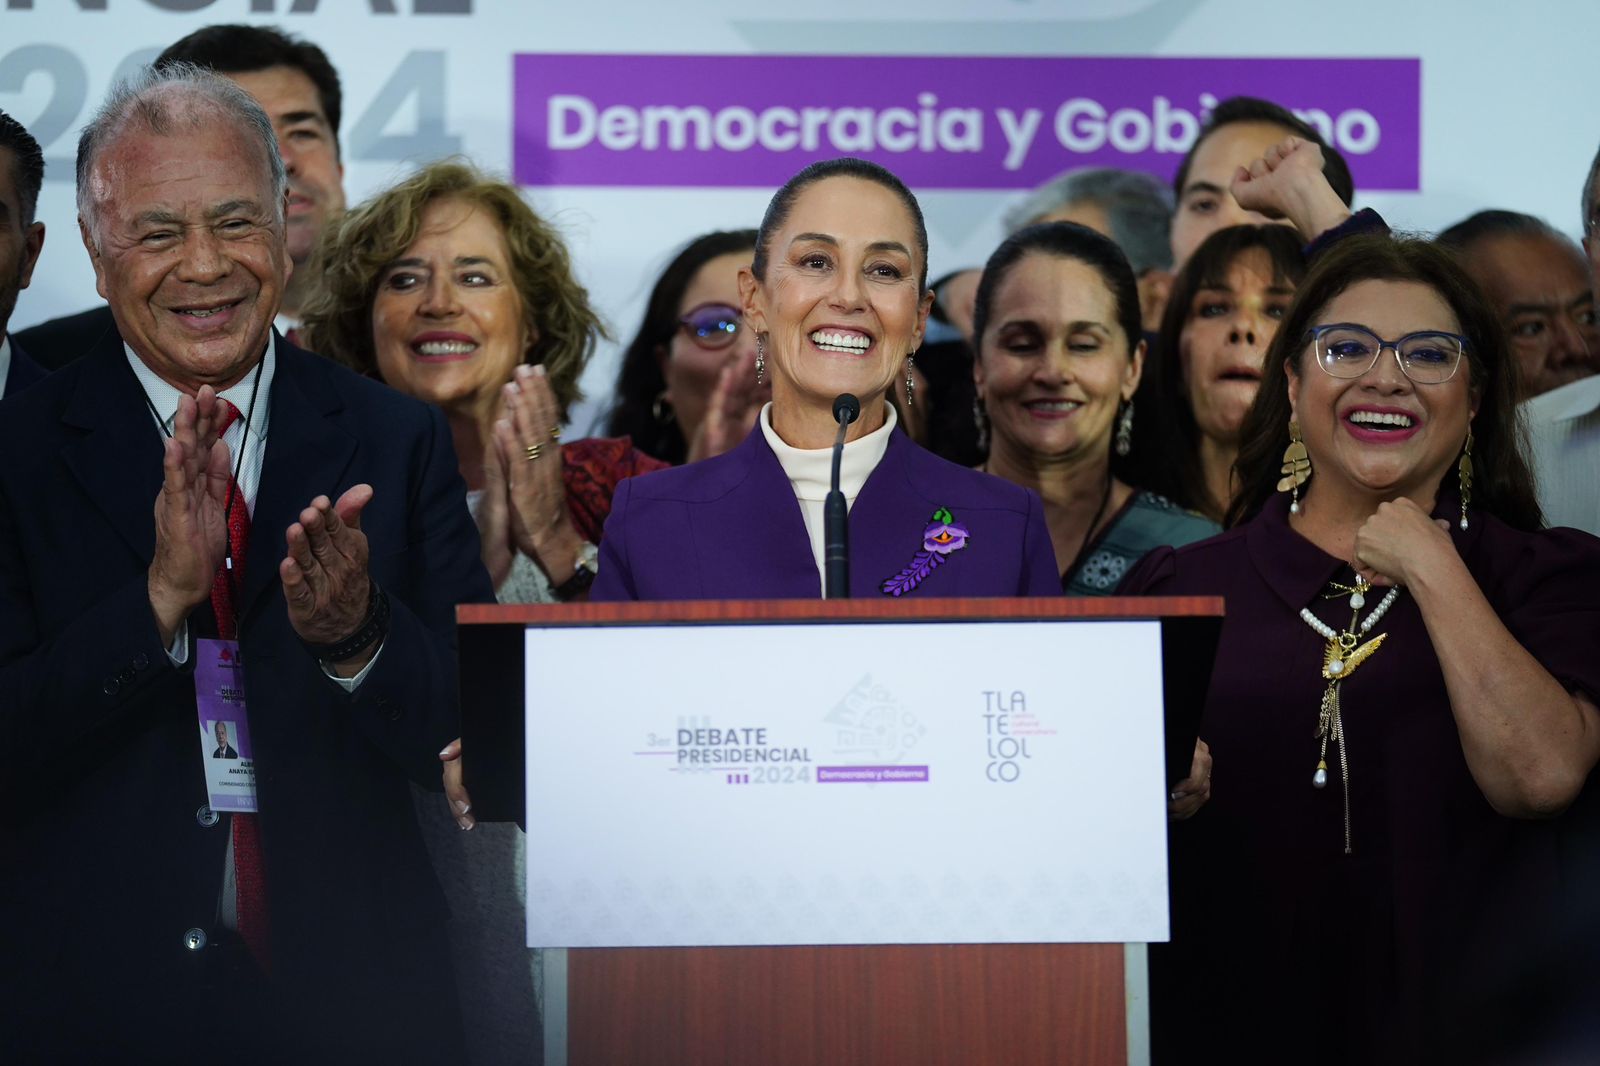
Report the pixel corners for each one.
[1322,632,1387,680]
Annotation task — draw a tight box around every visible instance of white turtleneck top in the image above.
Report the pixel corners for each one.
[759,400,897,595]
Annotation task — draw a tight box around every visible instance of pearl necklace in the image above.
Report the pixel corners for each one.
[1297,578,1401,854]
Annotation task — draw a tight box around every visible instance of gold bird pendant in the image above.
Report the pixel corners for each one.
[1322,631,1387,680]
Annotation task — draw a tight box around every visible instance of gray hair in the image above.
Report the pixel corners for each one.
[76,62,286,239]
[1003,167,1174,274]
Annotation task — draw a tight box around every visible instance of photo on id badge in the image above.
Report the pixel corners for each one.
[196,638,258,812]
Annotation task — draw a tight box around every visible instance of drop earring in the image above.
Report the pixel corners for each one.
[973,394,990,454]
[1278,419,1311,514]
[1114,399,1135,457]
[905,352,916,406]
[755,334,766,386]
[1458,426,1474,530]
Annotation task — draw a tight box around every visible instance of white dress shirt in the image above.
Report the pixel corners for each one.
[760,401,897,595]
[129,336,382,685]
[129,333,383,930]
[1521,374,1600,536]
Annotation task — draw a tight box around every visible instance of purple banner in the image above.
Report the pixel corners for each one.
[817,765,930,783]
[513,55,1419,191]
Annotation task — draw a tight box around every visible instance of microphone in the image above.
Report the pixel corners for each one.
[824,394,860,599]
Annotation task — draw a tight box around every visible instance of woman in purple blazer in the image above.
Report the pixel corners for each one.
[591,158,1060,602]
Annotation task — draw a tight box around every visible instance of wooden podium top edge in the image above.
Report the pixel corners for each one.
[457,595,1223,626]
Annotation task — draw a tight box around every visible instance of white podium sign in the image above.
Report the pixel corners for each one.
[524,619,1169,948]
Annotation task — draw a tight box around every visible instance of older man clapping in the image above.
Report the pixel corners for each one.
[0,65,491,1063]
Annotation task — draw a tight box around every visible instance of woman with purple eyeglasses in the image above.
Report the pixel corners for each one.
[605,229,771,465]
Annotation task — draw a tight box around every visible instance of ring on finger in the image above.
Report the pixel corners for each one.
[550,426,562,441]
[525,443,542,462]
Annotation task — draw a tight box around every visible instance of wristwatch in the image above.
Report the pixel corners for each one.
[550,541,599,601]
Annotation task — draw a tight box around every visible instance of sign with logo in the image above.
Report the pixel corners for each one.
[523,619,1167,948]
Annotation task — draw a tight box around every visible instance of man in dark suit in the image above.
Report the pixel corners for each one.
[0,109,45,396]
[0,66,492,1063]
[14,24,347,368]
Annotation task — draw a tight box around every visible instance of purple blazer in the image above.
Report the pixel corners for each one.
[592,425,1060,601]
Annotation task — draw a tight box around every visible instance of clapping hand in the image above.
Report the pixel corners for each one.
[687,342,767,463]
[148,386,234,645]
[280,485,375,674]
[489,364,582,584]
[1230,135,1353,243]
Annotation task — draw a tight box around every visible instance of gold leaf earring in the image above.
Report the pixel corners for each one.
[1458,426,1474,530]
[1278,419,1311,514]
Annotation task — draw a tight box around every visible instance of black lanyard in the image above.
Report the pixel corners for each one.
[139,352,267,598]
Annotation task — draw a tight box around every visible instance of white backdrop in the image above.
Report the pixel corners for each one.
[4,0,1596,434]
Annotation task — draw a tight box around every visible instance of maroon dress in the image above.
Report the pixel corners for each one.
[1121,492,1600,1064]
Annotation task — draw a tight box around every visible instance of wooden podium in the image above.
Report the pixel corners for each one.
[459,596,1221,1066]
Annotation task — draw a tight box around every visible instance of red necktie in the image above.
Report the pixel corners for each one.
[210,400,270,971]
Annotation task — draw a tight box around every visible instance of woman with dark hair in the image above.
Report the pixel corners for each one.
[1127,224,1306,522]
[971,222,1218,596]
[886,268,985,465]
[1123,234,1600,1062]
[590,157,1060,601]
[604,229,764,464]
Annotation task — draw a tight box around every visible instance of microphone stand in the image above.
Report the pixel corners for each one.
[824,393,860,599]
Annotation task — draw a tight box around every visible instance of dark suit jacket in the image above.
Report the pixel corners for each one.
[592,424,1059,600]
[2,334,46,396]
[211,744,239,760]
[0,329,494,1063]
[11,303,116,371]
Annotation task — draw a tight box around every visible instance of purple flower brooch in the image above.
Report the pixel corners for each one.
[880,507,970,597]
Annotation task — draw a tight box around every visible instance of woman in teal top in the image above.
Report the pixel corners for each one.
[971,222,1219,594]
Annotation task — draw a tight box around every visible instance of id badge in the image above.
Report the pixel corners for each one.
[195,638,257,813]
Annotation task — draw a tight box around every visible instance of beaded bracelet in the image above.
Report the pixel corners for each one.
[301,579,391,664]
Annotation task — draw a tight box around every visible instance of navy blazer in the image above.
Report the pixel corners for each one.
[2,334,45,396]
[0,329,494,1061]
[593,424,1059,601]
[11,302,115,371]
